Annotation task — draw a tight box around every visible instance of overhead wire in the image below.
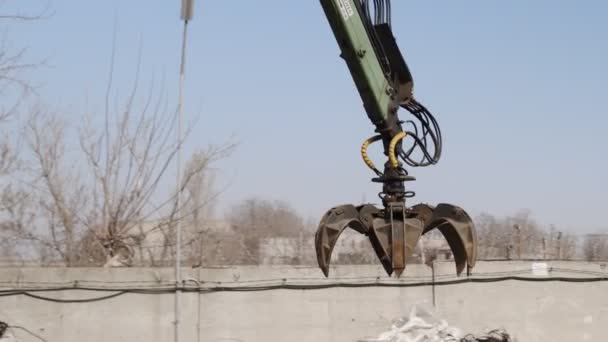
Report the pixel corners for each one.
[0,275,606,301]
[0,267,607,303]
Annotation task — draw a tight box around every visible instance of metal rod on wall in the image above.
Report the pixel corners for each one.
[431,260,436,307]
[175,2,194,342]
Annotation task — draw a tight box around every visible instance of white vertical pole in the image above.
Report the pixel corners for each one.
[175,2,193,342]
[418,234,426,266]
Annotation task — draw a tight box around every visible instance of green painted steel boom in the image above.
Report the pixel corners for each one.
[320,0,393,125]
[319,0,414,129]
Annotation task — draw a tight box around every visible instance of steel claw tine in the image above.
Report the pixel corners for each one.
[315,205,370,277]
[368,219,393,276]
[412,203,478,276]
[368,217,424,277]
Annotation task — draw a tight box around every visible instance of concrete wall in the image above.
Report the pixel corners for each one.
[1,261,607,342]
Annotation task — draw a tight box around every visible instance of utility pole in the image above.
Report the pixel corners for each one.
[556,231,562,260]
[542,237,547,260]
[514,224,522,259]
[175,1,193,342]
[419,235,426,265]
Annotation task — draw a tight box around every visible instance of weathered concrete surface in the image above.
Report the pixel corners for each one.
[0,261,607,342]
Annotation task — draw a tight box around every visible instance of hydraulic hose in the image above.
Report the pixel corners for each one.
[389,131,407,168]
[361,135,383,176]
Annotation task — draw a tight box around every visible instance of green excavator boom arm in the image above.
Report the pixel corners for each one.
[319,0,393,125]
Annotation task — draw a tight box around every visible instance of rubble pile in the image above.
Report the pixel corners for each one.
[359,306,514,342]
[0,321,15,342]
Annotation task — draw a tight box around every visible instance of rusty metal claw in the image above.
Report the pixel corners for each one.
[315,204,370,277]
[315,203,425,277]
[315,201,477,277]
[368,216,423,276]
[411,203,478,276]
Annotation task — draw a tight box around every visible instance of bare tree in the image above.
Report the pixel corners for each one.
[8,33,236,266]
[226,198,309,264]
[181,149,220,265]
[582,234,608,261]
[474,212,511,259]
[130,145,235,267]
[554,232,578,260]
[21,110,86,265]
[0,3,49,264]
[0,5,237,267]
[17,97,235,266]
[0,2,49,120]
[474,210,564,260]
[561,235,578,260]
[0,184,32,262]
[0,128,21,261]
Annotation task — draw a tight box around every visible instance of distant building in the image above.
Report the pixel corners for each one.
[121,219,241,267]
[259,236,315,265]
[419,235,454,262]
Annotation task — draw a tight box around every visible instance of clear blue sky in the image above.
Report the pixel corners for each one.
[8,0,608,233]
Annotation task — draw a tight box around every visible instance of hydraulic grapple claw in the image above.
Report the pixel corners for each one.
[315,202,477,277]
[315,203,424,277]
